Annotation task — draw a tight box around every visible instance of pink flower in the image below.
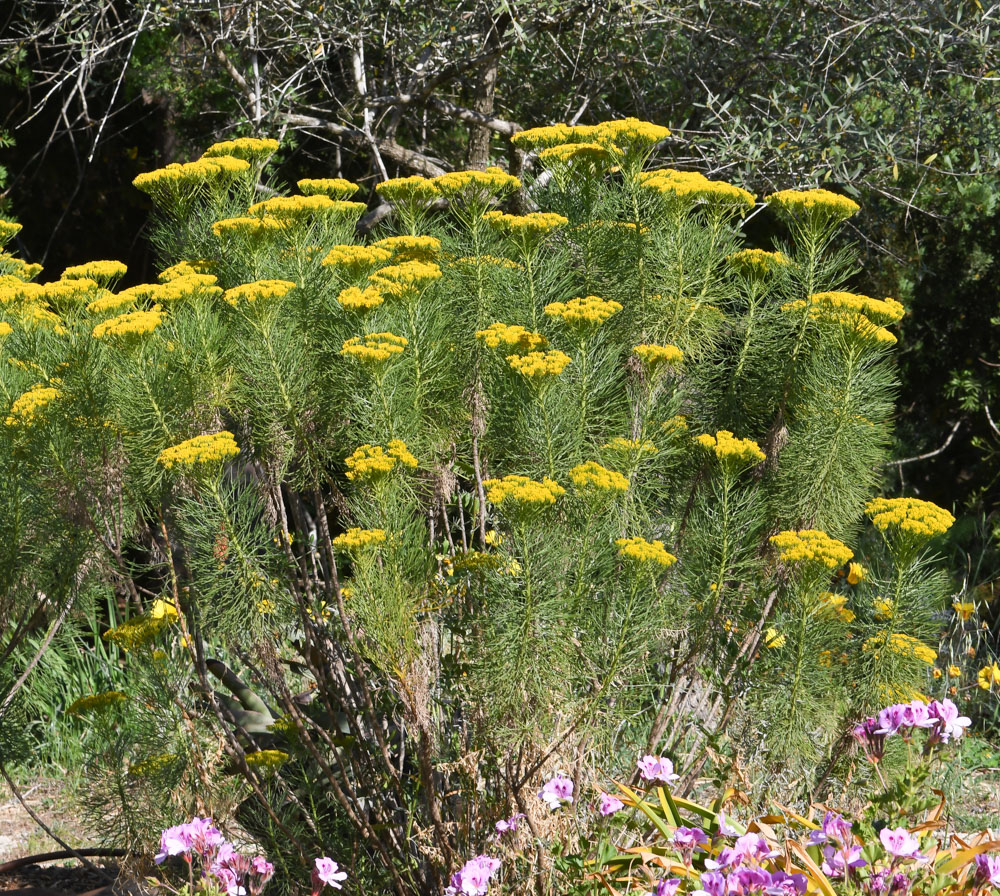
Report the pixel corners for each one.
[155,824,194,864]
[928,699,971,743]
[599,794,625,816]
[312,857,348,892]
[494,813,525,836]
[651,879,680,896]
[879,828,923,860]
[538,774,574,810]
[974,854,1000,887]
[449,855,501,896]
[637,755,679,784]
[212,866,245,896]
[249,857,274,896]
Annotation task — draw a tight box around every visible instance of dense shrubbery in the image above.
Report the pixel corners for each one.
[0,121,986,894]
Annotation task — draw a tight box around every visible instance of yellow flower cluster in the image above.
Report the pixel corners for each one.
[512,123,587,149]
[92,309,164,341]
[538,142,616,170]
[4,385,60,427]
[544,295,622,332]
[770,529,853,569]
[375,176,440,204]
[695,430,765,466]
[847,561,866,585]
[454,254,522,270]
[508,349,572,379]
[765,628,786,649]
[766,189,860,223]
[810,292,905,325]
[865,496,955,539]
[369,260,443,296]
[298,177,360,199]
[640,169,755,208]
[203,137,280,162]
[344,440,419,480]
[0,321,11,339]
[728,249,790,277]
[248,195,367,221]
[223,279,296,307]
[337,285,384,312]
[615,536,677,567]
[128,754,177,779]
[62,260,127,286]
[0,256,42,282]
[133,157,250,195]
[432,168,521,199]
[475,322,547,353]
[634,343,683,369]
[323,244,393,272]
[863,631,937,665]
[244,749,290,772]
[340,331,408,365]
[569,461,629,493]
[483,211,569,236]
[373,235,442,261]
[514,119,669,154]
[103,615,168,650]
[159,260,215,281]
[484,474,565,508]
[0,220,23,246]
[41,278,103,309]
[66,691,127,715]
[602,437,658,458]
[152,275,223,304]
[17,303,66,334]
[212,215,286,240]
[157,431,240,470]
[332,527,387,551]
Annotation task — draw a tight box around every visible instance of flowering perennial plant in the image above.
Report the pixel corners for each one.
[0,120,963,896]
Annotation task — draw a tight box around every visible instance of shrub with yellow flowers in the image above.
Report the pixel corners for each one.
[0,120,964,896]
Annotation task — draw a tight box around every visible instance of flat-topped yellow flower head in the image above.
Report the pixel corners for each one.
[770,529,853,570]
[375,176,441,204]
[372,235,442,262]
[212,215,286,242]
[337,285,385,313]
[297,177,360,199]
[159,260,216,282]
[345,440,418,481]
[203,136,280,164]
[863,631,937,665]
[332,527,387,552]
[865,497,955,540]
[432,168,521,201]
[4,384,60,427]
[368,260,442,298]
[42,278,104,310]
[475,323,547,353]
[62,260,127,287]
[323,244,393,274]
[484,474,565,511]
[634,343,683,371]
[483,211,569,249]
[766,188,860,226]
[92,309,164,343]
[640,169,754,210]
[696,430,765,468]
[615,536,677,568]
[601,437,658,467]
[508,349,571,381]
[569,461,629,494]
[67,691,127,715]
[0,220,23,247]
[157,431,240,471]
[223,279,296,307]
[810,292,905,324]
[340,331,408,367]
[544,295,622,334]
[728,249,790,278]
[247,195,367,223]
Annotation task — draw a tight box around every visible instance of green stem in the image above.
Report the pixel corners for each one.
[539,391,556,477]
